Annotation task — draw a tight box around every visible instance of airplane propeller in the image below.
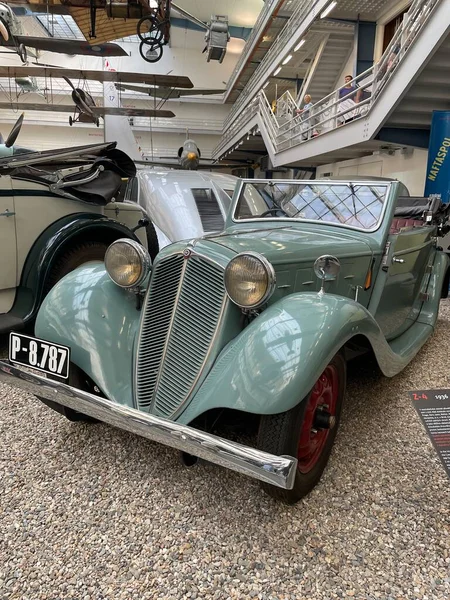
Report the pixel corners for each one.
[5,112,24,148]
[63,76,95,117]
[0,18,9,42]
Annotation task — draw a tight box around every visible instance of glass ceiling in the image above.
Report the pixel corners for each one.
[35,14,86,41]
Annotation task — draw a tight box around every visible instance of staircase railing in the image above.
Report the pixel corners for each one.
[223,0,328,130]
[275,90,299,120]
[225,0,282,98]
[213,0,440,160]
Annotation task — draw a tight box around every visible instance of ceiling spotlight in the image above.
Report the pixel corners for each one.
[320,1,337,19]
[282,54,292,65]
[294,39,305,52]
[247,133,250,140]
[274,66,282,76]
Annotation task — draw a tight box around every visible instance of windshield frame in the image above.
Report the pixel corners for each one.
[230,179,393,234]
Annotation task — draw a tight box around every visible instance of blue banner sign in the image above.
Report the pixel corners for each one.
[424,111,450,202]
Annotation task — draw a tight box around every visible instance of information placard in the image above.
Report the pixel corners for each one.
[409,389,450,478]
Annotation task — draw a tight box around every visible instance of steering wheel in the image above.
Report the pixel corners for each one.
[260,208,289,218]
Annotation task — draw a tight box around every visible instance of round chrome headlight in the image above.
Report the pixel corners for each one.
[105,239,151,288]
[224,252,276,309]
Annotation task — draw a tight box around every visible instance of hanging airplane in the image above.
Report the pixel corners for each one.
[61,76,172,125]
[0,2,127,62]
[63,75,100,126]
[115,83,226,99]
[0,66,198,123]
[178,138,201,170]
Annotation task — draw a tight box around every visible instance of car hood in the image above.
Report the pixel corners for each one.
[205,225,373,265]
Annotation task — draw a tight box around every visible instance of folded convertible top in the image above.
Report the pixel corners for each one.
[4,142,137,205]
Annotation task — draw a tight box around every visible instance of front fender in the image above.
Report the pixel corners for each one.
[35,264,139,406]
[179,292,433,423]
[11,213,140,324]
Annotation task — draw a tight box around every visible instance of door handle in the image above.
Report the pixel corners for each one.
[392,257,405,264]
[0,209,15,217]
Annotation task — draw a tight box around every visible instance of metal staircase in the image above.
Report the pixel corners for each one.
[300,22,356,103]
[213,0,450,168]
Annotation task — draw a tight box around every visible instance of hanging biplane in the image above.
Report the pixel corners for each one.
[0,2,127,62]
[0,65,197,123]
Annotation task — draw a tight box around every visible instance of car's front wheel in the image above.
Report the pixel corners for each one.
[257,351,346,504]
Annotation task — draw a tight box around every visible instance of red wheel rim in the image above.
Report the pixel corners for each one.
[297,364,339,473]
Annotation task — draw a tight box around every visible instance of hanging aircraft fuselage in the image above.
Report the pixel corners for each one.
[178,140,201,170]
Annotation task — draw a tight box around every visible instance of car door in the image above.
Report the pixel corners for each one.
[0,175,18,313]
[374,225,435,340]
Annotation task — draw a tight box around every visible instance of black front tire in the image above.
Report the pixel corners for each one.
[257,351,346,504]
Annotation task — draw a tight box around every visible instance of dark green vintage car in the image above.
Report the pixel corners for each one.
[2,178,449,504]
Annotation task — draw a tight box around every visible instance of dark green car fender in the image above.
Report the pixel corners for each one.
[35,264,139,406]
[10,213,140,324]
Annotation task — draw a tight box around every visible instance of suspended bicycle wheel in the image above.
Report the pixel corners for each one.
[139,40,163,63]
[137,15,162,43]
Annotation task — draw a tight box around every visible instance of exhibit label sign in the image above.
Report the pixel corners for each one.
[410,389,450,478]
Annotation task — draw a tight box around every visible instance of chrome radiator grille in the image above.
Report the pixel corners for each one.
[135,252,226,418]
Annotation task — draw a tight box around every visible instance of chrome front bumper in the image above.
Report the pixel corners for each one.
[0,361,297,490]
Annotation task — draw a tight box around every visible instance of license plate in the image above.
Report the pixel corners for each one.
[9,332,70,379]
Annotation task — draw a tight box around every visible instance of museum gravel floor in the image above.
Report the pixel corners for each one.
[1,303,450,600]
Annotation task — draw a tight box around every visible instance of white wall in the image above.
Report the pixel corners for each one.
[6,123,104,151]
[316,148,428,195]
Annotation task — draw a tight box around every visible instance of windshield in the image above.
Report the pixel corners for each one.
[234,181,389,231]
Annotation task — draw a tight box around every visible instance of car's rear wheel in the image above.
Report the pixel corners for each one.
[257,351,346,504]
[38,363,100,423]
[44,240,109,295]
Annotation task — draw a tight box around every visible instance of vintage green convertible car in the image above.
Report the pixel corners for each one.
[1,178,449,504]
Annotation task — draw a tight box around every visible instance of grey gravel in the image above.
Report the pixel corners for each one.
[1,302,450,600]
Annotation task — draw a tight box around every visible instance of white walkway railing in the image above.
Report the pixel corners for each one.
[214,0,440,160]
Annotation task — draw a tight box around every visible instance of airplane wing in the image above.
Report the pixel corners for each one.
[135,159,241,171]
[68,7,138,46]
[13,36,128,57]
[93,107,175,118]
[115,83,226,97]
[0,66,193,88]
[0,102,175,118]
